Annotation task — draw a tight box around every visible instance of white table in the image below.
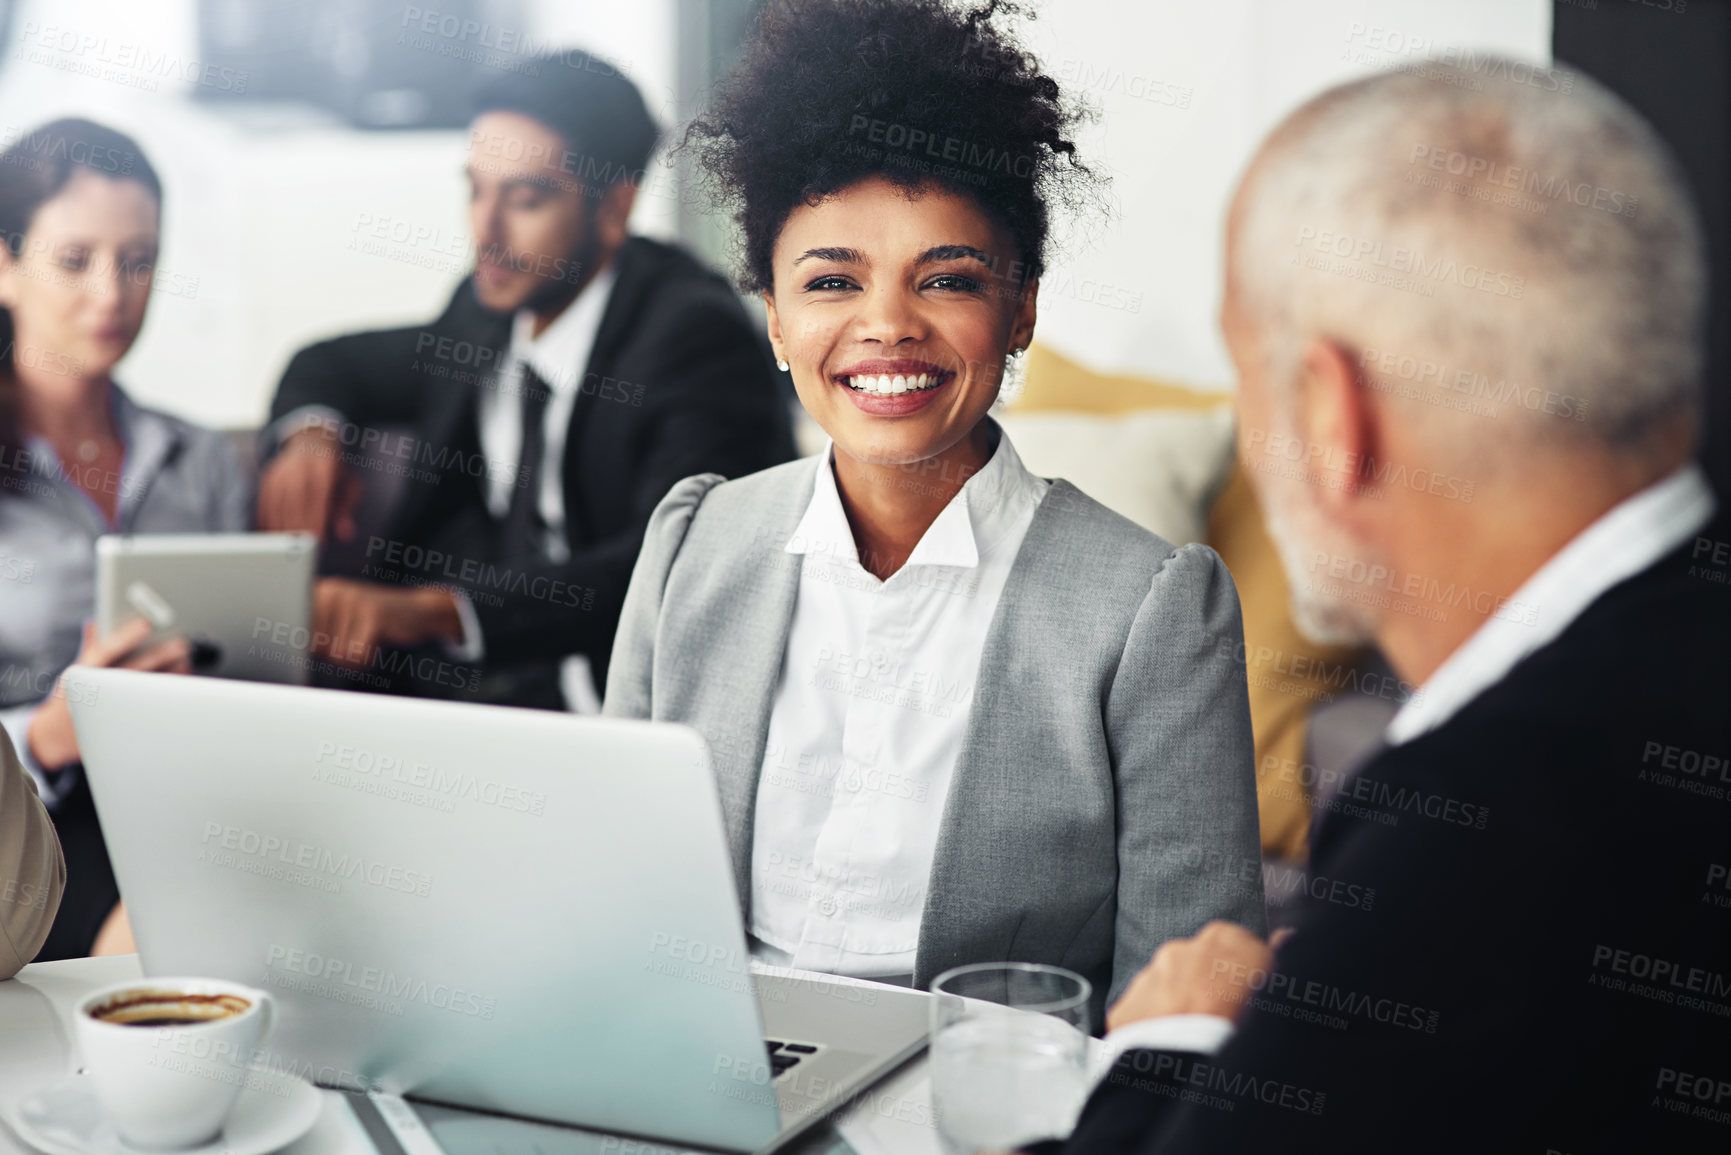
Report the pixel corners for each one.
[0,956,945,1155]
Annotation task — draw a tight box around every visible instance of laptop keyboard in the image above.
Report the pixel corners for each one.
[764,1039,821,1079]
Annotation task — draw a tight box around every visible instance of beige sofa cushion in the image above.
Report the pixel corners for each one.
[996,407,1235,547]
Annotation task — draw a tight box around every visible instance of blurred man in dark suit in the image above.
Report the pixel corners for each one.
[1046,58,1729,1155]
[260,51,794,710]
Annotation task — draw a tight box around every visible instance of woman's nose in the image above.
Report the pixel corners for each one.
[852,283,927,345]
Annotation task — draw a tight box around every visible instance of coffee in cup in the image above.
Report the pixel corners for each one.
[75,977,276,1150]
[88,990,251,1029]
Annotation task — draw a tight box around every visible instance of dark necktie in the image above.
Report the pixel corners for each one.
[501,364,553,560]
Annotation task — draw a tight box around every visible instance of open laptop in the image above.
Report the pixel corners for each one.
[66,669,930,1153]
[95,533,317,684]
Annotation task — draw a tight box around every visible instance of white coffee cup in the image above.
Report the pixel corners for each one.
[75,977,277,1150]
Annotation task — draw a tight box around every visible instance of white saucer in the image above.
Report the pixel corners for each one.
[3,1069,321,1155]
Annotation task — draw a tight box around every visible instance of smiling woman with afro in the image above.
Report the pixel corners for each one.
[604,0,1265,1030]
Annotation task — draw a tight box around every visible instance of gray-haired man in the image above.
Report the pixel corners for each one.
[1045,57,1728,1155]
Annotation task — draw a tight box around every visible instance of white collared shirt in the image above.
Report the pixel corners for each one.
[748,429,1049,980]
[275,269,621,706]
[475,264,620,561]
[448,267,618,709]
[1100,462,1718,1066]
[1385,463,1716,746]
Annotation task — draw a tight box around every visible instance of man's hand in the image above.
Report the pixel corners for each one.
[313,579,463,666]
[1106,921,1277,1032]
[257,426,362,543]
[28,619,193,771]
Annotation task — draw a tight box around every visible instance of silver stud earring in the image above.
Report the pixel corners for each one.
[776,358,790,372]
[999,346,1028,405]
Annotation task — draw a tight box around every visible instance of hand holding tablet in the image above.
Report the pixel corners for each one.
[25,619,193,772]
[94,533,317,686]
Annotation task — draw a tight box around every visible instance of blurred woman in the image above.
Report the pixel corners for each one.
[604,0,1263,1027]
[0,118,249,958]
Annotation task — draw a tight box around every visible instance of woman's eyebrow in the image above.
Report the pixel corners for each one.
[794,246,867,266]
[917,244,992,265]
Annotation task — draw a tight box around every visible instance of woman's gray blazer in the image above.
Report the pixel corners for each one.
[603,456,1265,1024]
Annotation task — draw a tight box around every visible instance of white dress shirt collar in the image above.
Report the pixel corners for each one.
[475,262,620,526]
[1386,463,1716,746]
[458,264,620,702]
[785,422,1043,573]
[508,264,619,390]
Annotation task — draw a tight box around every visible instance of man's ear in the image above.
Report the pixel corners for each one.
[595,181,638,253]
[0,248,17,309]
[1295,335,1380,526]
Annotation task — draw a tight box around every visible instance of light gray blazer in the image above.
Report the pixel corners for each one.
[603,456,1264,1023]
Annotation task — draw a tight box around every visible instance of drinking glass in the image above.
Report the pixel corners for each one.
[928,962,1092,1154]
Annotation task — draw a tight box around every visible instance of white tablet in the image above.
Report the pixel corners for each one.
[95,533,317,685]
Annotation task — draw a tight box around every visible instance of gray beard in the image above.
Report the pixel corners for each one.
[1257,467,1382,649]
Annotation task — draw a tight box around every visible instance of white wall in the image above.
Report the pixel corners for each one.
[0,0,1547,427]
[523,0,683,240]
[1021,0,1551,390]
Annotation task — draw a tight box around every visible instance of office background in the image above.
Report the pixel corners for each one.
[0,0,1548,423]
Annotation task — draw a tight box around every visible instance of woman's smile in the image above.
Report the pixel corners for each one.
[832,356,955,415]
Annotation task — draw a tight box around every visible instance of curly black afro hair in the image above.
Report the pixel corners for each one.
[683,0,1099,293]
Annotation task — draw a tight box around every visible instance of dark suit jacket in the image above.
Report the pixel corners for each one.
[1050,512,1731,1154]
[269,236,795,702]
